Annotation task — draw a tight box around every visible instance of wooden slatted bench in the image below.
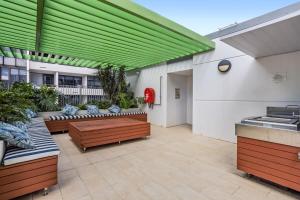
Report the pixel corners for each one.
[45,112,147,133]
[0,156,58,200]
[0,118,60,200]
[68,118,150,151]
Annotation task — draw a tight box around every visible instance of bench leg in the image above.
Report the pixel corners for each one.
[43,187,49,196]
[83,147,87,152]
[118,141,121,144]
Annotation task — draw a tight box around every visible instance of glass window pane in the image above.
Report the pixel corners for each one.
[43,74,54,86]
[19,69,27,76]
[1,67,9,80]
[10,68,19,84]
[11,68,19,75]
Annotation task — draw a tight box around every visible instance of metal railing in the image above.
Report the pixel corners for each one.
[56,85,104,96]
[55,85,105,106]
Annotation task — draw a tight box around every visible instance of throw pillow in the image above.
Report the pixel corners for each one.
[62,104,79,116]
[25,108,37,118]
[87,105,100,115]
[0,122,35,149]
[108,105,121,113]
[13,121,28,132]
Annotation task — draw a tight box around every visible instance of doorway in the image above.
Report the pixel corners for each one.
[166,69,193,128]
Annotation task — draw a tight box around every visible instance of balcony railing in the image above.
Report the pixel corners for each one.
[56,86,104,96]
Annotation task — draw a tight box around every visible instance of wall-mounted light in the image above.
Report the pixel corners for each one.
[218,60,231,73]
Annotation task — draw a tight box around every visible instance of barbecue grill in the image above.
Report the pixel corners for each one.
[241,106,300,131]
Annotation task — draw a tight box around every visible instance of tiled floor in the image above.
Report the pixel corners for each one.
[17,125,299,200]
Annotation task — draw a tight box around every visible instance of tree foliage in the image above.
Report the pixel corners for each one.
[0,82,33,123]
[97,65,127,104]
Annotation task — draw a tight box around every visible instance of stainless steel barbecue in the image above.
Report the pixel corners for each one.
[241,106,300,131]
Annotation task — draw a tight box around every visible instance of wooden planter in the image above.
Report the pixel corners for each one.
[0,156,58,200]
[45,113,147,133]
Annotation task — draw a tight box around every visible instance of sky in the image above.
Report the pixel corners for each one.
[134,0,299,35]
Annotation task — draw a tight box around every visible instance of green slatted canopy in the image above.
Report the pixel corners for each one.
[0,47,103,68]
[0,0,215,70]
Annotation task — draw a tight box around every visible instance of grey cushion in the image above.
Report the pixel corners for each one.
[0,140,5,164]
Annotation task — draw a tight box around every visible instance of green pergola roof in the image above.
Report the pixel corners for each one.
[0,0,215,70]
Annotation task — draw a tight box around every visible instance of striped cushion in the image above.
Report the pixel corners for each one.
[49,112,146,121]
[3,118,60,166]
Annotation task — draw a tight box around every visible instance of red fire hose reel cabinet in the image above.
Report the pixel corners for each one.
[144,88,155,108]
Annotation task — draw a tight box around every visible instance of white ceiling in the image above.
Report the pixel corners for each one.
[221,11,300,58]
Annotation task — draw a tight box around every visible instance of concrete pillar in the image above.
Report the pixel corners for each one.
[54,72,59,88]
[82,75,88,87]
[26,51,30,83]
[82,75,88,104]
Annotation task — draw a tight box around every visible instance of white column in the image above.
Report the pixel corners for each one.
[82,75,88,104]
[54,72,59,88]
[26,51,30,83]
[82,75,88,87]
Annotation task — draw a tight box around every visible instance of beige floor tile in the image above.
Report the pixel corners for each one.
[58,169,89,200]
[32,185,62,200]
[15,125,299,200]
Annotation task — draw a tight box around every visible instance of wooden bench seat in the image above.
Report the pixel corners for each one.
[69,118,150,151]
[0,156,58,200]
[45,112,147,133]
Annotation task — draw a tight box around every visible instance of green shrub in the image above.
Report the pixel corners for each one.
[34,85,60,112]
[77,104,87,110]
[117,93,138,109]
[0,83,32,123]
[98,100,111,109]
[136,97,145,106]
[87,100,99,106]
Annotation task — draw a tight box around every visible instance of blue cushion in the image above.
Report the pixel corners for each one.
[87,105,100,115]
[13,121,28,132]
[25,109,37,118]
[108,105,121,113]
[0,122,35,149]
[62,104,79,116]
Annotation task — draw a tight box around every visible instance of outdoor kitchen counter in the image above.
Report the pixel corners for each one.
[235,123,300,147]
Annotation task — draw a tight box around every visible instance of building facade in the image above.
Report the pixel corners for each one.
[0,56,104,105]
[127,3,300,143]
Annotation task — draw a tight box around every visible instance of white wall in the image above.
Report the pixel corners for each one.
[128,39,300,143]
[193,39,300,142]
[29,61,98,76]
[186,76,193,124]
[128,60,193,127]
[166,74,187,127]
[132,63,167,126]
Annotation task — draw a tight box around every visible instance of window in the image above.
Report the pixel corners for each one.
[87,76,101,88]
[10,68,20,83]
[43,74,54,86]
[59,75,82,87]
[19,69,27,82]
[1,66,9,81]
